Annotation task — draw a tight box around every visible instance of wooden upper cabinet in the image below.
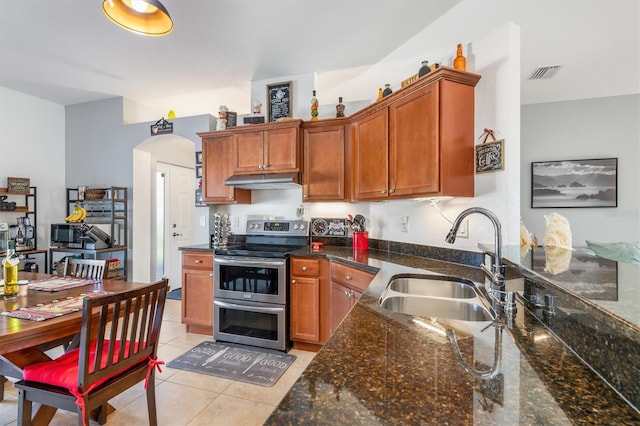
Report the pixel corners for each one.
[352,108,389,200]
[231,120,301,174]
[200,134,251,205]
[351,67,480,201]
[232,131,264,173]
[302,119,348,202]
[389,83,439,197]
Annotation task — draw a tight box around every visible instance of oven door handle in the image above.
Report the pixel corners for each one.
[214,299,285,313]
[214,257,286,268]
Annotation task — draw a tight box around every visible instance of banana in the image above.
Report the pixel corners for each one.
[66,205,84,222]
[77,207,87,221]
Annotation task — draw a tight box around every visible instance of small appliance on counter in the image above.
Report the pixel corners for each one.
[9,217,35,252]
[82,224,113,249]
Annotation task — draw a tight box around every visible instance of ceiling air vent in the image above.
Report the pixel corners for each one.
[528,65,562,80]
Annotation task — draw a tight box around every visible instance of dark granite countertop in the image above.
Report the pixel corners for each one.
[497,244,640,329]
[266,246,640,424]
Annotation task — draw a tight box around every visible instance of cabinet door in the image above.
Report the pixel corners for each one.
[330,281,357,335]
[182,267,214,333]
[353,108,389,200]
[202,137,251,204]
[263,126,299,173]
[389,84,439,197]
[303,124,346,201]
[290,276,321,343]
[232,131,264,173]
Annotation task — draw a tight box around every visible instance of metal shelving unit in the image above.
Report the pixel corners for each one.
[50,187,128,279]
[0,186,46,271]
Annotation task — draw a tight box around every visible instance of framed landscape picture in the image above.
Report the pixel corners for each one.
[531,158,617,208]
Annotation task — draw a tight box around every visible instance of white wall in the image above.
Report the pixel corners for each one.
[521,95,640,244]
[0,87,66,270]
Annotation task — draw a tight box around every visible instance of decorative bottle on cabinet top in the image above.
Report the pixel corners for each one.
[336,97,345,118]
[382,84,392,97]
[377,87,383,101]
[454,43,466,71]
[418,61,431,77]
[310,90,319,121]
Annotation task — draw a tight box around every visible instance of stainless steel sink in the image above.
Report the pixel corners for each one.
[387,275,478,299]
[380,295,494,321]
[379,274,495,322]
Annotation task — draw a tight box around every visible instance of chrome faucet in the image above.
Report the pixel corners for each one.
[445,207,517,323]
[445,207,505,291]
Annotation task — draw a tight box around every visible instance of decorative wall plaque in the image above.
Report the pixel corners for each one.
[7,177,30,194]
[150,117,173,135]
[267,81,292,122]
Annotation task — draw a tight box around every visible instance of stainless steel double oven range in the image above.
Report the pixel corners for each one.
[213,219,308,351]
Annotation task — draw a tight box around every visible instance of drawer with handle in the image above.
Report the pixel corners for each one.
[331,261,375,292]
[182,251,214,269]
[291,257,321,277]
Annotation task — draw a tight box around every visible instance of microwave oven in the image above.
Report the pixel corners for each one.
[50,223,119,249]
[50,223,84,248]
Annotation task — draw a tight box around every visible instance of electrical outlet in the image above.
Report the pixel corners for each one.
[401,216,409,233]
[457,219,469,238]
[199,215,206,227]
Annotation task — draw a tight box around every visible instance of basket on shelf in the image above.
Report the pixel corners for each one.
[85,189,106,200]
[54,256,74,276]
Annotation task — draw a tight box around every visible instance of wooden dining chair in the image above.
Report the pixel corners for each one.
[65,258,107,280]
[15,278,169,426]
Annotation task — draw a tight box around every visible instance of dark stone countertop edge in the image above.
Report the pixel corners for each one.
[267,246,640,423]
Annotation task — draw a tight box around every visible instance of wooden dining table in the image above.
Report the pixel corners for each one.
[0,272,156,424]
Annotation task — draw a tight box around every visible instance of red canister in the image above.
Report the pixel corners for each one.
[353,231,369,251]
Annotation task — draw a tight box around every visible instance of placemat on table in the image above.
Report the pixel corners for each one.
[1,290,109,322]
[27,276,100,292]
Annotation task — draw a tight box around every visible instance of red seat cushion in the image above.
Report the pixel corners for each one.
[23,340,147,393]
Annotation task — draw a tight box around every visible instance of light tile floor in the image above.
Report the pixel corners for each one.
[0,299,315,426]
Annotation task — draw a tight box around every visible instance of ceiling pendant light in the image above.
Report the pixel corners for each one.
[103,0,173,36]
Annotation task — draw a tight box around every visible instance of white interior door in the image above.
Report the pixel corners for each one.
[159,162,194,289]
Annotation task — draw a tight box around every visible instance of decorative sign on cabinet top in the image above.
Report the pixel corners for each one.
[267,81,293,122]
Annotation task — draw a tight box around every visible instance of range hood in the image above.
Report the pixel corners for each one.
[224,172,301,190]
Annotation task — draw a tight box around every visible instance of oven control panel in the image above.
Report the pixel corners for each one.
[246,220,308,236]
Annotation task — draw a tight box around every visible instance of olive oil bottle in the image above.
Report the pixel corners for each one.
[3,240,19,299]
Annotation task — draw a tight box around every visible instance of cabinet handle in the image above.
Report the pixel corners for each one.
[304,194,308,198]
[389,188,395,194]
[346,274,352,280]
[228,196,234,200]
[291,279,296,284]
[195,260,202,264]
[381,189,387,195]
[344,290,350,297]
[209,273,213,277]
[302,266,308,271]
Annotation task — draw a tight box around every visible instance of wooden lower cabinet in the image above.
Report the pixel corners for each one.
[181,251,214,335]
[330,261,375,334]
[330,282,362,335]
[289,256,376,351]
[289,256,330,351]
